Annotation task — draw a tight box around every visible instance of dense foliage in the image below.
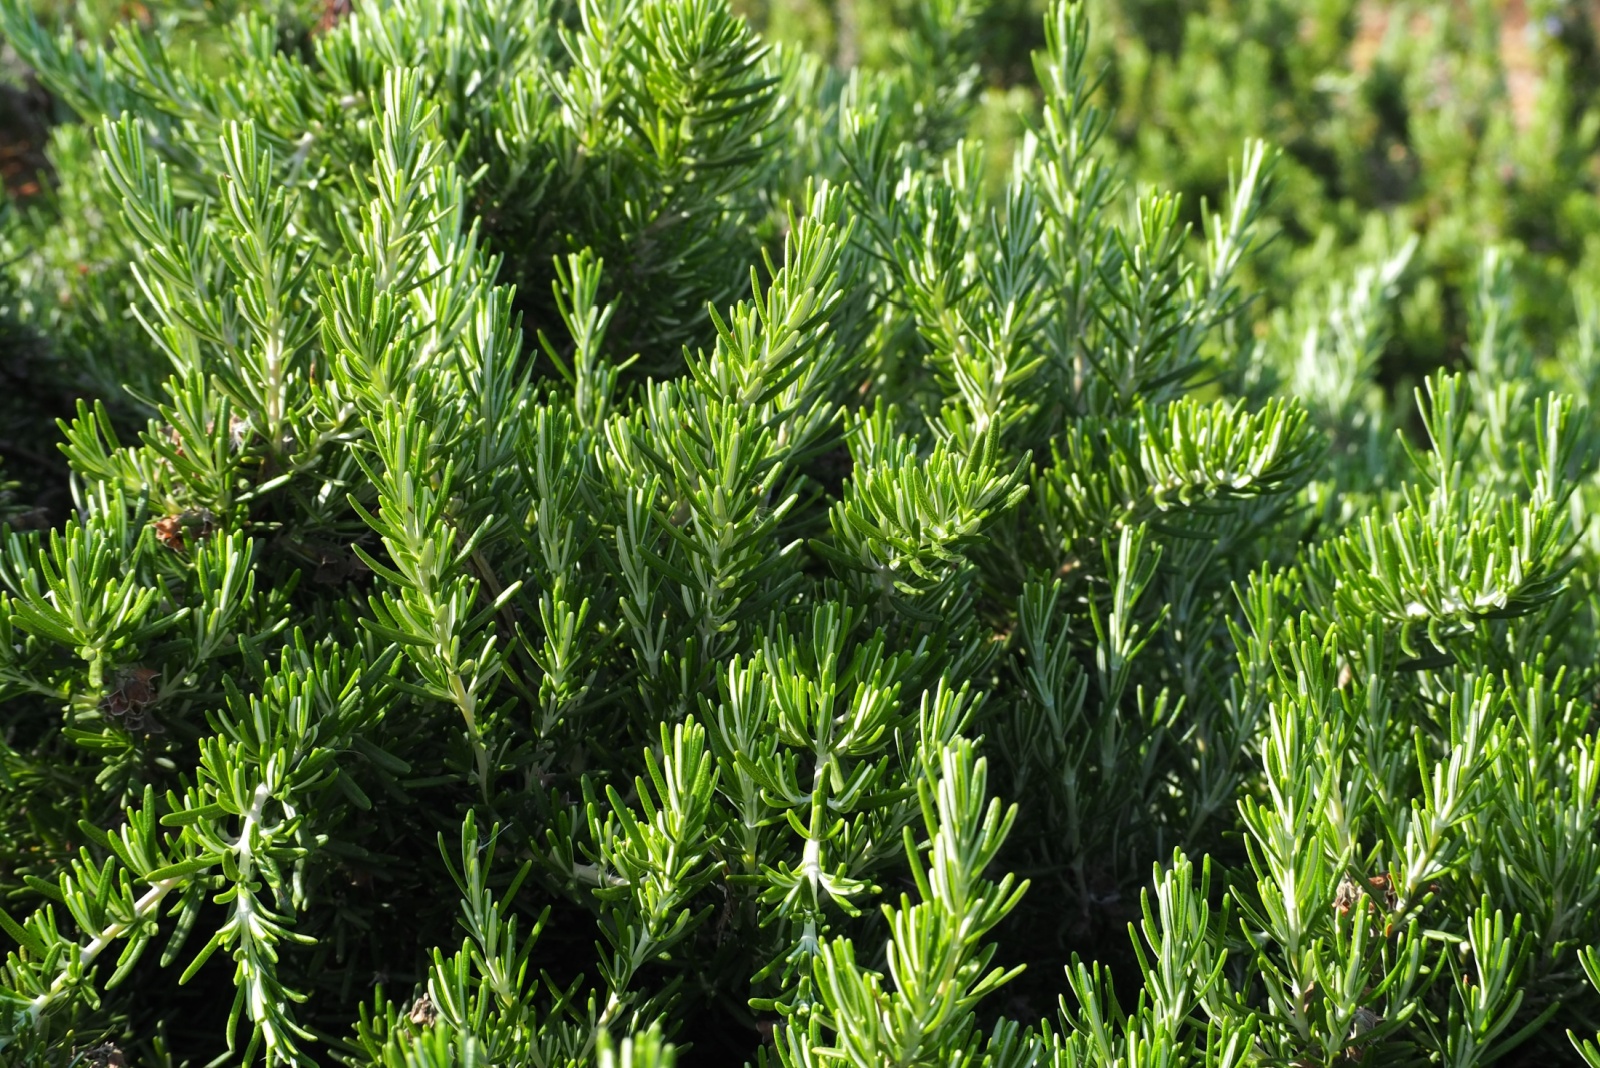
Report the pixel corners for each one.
[753,0,1600,382]
[3,1,1600,1066]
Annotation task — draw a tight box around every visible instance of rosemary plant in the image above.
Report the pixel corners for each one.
[2,1,1600,1066]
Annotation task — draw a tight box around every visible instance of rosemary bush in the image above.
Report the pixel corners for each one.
[755,0,1600,387]
[3,1,1600,1066]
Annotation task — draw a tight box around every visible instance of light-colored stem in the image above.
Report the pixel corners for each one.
[28,877,180,1021]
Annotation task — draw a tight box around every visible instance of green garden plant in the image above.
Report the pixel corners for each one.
[1,1,1600,1066]
[749,0,1600,391]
